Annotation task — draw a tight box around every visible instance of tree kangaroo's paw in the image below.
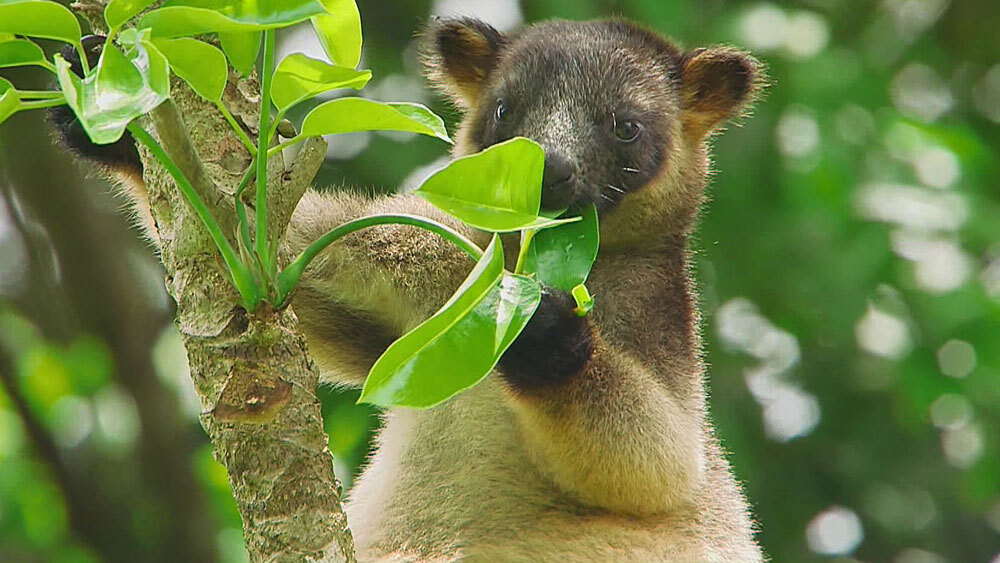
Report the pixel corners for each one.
[498,286,593,393]
[47,35,143,176]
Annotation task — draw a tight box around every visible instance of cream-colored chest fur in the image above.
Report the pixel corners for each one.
[345,378,757,562]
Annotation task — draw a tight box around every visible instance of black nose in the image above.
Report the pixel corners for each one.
[540,152,577,210]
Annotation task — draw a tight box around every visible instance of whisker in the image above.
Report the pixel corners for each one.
[623,166,640,174]
[605,184,624,194]
[599,193,614,202]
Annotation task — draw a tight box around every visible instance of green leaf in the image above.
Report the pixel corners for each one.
[360,236,542,408]
[271,53,370,113]
[0,1,82,44]
[153,37,226,101]
[522,203,600,292]
[140,0,326,37]
[219,31,260,75]
[414,137,563,232]
[571,283,594,317]
[0,39,47,69]
[0,78,19,125]
[55,30,169,145]
[311,0,362,68]
[105,0,156,30]
[298,97,451,142]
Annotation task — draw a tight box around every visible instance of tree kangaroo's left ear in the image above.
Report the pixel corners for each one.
[678,47,764,140]
[421,17,507,109]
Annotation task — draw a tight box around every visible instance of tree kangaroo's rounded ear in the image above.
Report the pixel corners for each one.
[421,17,507,109]
[678,47,765,140]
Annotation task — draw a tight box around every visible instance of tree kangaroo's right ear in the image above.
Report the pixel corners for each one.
[421,17,507,109]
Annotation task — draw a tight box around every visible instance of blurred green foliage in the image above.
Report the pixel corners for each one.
[1,1,998,562]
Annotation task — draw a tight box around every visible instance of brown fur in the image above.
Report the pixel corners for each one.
[65,16,767,562]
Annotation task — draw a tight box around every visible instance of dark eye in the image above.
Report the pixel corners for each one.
[614,118,642,142]
[494,99,510,124]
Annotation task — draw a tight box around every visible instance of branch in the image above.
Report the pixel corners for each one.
[150,100,237,236]
[270,135,327,241]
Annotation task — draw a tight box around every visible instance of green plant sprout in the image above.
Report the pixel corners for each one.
[0,0,600,409]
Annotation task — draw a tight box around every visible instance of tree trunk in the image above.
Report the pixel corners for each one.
[124,31,356,563]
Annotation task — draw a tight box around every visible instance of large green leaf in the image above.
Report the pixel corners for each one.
[414,137,573,232]
[55,30,169,145]
[271,54,370,113]
[0,78,19,125]
[0,39,47,69]
[298,97,451,142]
[360,236,541,408]
[0,1,81,44]
[139,0,326,37]
[219,31,260,75]
[105,0,156,30]
[154,38,226,101]
[522,203,600,292]
[311,0,362,68]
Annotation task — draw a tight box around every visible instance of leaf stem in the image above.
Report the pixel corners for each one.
[276,214,483,306]
[216,101,257,156]
[73,41,90,75]
[127,122,261,308]
[255,29,276,279]
[19,99,68,110]
[234,161,256,268]
[267,135,303,158]
[17,90,62,99]
[514,229,537,274]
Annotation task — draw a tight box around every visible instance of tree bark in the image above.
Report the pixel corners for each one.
[65,1,359,557]
[134,70,356,563]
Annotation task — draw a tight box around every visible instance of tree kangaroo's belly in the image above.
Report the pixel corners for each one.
[340,379,711,562]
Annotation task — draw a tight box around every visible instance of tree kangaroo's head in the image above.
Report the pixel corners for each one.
[423,17,764,243]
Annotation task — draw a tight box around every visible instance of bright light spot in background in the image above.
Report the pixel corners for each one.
[745,368,821,441]
[806,506,864,556]
[432,0,523,31]
[884,0,949,41]
[740,4,787,50]
[929,393,972,430]
[982,251,1000,301]
[783,12,830,59]
[326,131,372,160]
[991,553,1000,563]
[0,194,28,297]
[717,298,819,442]
[739,5,829,59]
[401,156,450,191]
[855,304,911,359]
[913,146,960,188]
[94,385,140,453]
[863,484,936,532]
[972,64,1000,123]
[368,74,432,142]
[941,423,983,468]
[856,183,968,232]
[891,63,953,122]
[895,548,948,563]
[276,22,331,67]
[153,326,201,418]
[776,107,820,159]
[986,502,1000,534]
[936,339,976,378]
[51,395,94,449]
[890,232,973,294]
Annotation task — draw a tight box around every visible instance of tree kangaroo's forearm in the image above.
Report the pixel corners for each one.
[287,190,486,385]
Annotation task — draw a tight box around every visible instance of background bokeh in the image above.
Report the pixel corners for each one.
[1,0,998,562]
